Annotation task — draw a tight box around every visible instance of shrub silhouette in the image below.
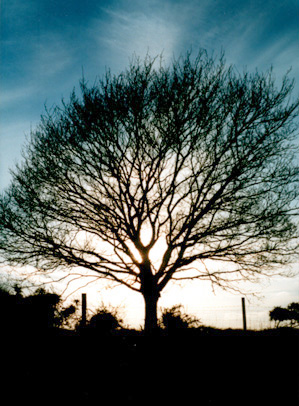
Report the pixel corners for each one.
[87,304,123,335]
[160,305,201,331]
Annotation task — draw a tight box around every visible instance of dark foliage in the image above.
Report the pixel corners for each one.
[159,304,201,331]
[84,304,123,334]
[0,284,78,333]
[269,301,299,327]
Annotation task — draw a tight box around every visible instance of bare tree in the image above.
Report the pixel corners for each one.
[1,51,299,332]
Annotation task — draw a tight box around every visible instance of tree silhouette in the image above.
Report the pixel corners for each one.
[287,302,299,327]
[0,281,78,333]
[269,302,299,327]
[0,50,299,332]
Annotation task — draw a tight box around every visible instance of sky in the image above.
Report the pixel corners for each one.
[0,0,299,329]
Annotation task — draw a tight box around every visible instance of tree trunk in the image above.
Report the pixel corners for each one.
[139,258,160,334]
[143,292,159,334]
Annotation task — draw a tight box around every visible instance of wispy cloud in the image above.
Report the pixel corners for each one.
[0,120,33,190]
[1,85,37,108]
[32,35,75,78]
[89,5,182,70]
[252,35,299,83]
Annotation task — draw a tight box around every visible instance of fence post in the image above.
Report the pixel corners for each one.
[82,293,87,327]
[242,297,247,331]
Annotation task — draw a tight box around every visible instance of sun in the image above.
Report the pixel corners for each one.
[140,226,168,270]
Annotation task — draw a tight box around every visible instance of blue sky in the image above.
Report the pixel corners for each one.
[0,0,299,327]
[1,0,299,189]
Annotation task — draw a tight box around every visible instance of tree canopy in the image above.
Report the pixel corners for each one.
[1,50,299,331]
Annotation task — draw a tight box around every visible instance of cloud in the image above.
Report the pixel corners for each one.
[0,85,37,108]
[0,120,33,190]
[252,35,299,83]
[33,36,75,78]
[90,5,182,69]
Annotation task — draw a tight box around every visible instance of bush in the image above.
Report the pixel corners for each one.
[86,303,124,334]
[159,305,201,331]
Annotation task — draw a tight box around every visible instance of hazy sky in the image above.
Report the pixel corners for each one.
[1,0,298,328]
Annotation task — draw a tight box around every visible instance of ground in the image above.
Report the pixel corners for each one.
[1,328,298,405]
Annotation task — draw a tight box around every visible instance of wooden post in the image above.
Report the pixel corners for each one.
[242,297,247,331]
[82,293,87,327]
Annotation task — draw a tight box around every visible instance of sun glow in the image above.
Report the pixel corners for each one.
[125,227,168,270]
[149,237,168,270]
[140,226,168,270]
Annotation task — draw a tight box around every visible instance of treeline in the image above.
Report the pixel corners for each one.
[0,284,78,333]
[1,283,298,336]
